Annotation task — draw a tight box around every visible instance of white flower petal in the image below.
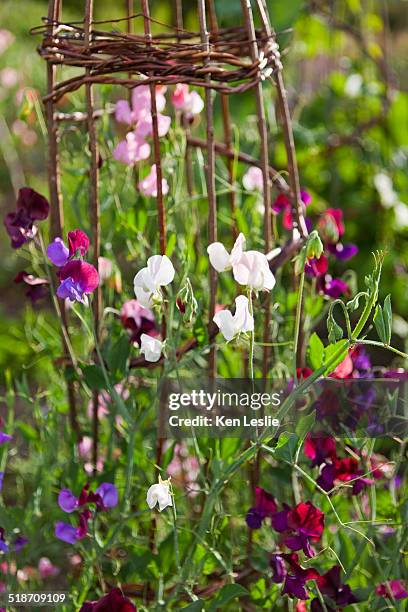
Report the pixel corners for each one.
[146,482,172,511]
[140,333,162,362]
[147,254,175,287]
[207,242,231,272]
[213,310,236,341]
[233,295,254,333]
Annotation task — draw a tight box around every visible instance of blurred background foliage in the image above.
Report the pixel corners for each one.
[0,0,407,379]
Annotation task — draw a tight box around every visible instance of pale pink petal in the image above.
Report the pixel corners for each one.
[115,99,133,124]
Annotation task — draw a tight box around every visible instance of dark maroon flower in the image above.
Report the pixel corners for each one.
[245,486,277,529]
[14,271,49,303]
[327,242,358,261]
[68,229,90,257]
[273,502,324,557]
[120,299,158,346]
[304,433,337,467]
[316,566,358,606]
[376,580,408,600]
[79,588,136,611]
[281,553,320,600]
[4,187,49,248]
[270,553,287,583]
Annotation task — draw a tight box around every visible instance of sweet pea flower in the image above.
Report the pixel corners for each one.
[135,112,171,139]
[272,501,324,558]
[0,432,12,445]
[376,580,408,600]
[54,522,78,545]
[38,557,59,579]
[304,433,337,467]
[312,566,358,609]
[213,295,254,342]
[57,260,99,303]
[113,131,151,166]
[245,486,277,529]
[272,190,312,231]
[171,84,204,117]
[133,254,175,308]
[58,489,78,513]
[208,233,275,291]
[140,334,163,362]
[0,30,14,55]
[138,164,169,197]
[121,299,158,345]
[242,166,263,192]
[271,553,320,600]
[4,187,49,249]
[80,587,136,612]
[47,238,69,267]
[147,477,172,512]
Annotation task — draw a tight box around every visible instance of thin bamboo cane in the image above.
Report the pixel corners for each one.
[84,0,102,473]
[198,0,217,379]
[46,0,80,441]
[240,0,272,380]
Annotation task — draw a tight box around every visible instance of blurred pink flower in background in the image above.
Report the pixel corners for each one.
[138,164,169,197]
[242,166,263,192]
[167,443,200,497]
[0,68,19,88]
[38,557,59,579]
[0,30,14,55]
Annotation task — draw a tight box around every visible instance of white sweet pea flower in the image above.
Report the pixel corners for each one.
[233,251,276,291]
[134,254,175,307]
[207,233,245,273]
[140,334,163,362]
[146,477,173,512]
[207,233,275,292]
[213,295,254,341]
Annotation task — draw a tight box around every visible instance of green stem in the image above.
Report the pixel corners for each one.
[293,271,305,376]
[247,288,255,380]
[355,339,408,360]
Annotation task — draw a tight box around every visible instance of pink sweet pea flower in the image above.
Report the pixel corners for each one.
[138,164,169,197]
[68,229,89,257]
[113,132,151,166]
[38,558,59,579]
[57,260,99,303]
[376,580,408,600]
[171,84,204,117]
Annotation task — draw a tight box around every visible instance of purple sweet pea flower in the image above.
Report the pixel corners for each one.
[4,187,50,249]
[0,527,8,553]
[95,483,119,509]
[270,554,287,583]
[327,242,358,260]
[271,504,290,532]
[57,277,87,303]
[0,432,12,445]
[47,238,69,267]
[54,522,79,544]
[0,472,3,492]
[282,574,309,599]
[13,536,28,552]
[58,489,78,513]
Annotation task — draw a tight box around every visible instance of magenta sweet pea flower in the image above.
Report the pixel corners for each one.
[57,260,99,303]
[272,190,312,231]
[138,164,169,197]
[322,277,349,298]
[68,229,89,257]
[14,270,49,303]
[0,528,9,553]
[0,432,12,445]
[4,187,49,248]
[304,433,337,467]
[327,242,358,261]
[376,580,408,600]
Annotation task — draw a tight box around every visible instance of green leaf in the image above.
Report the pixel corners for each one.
[181,601,205,612]
[295,413,315,441]
[383,294,392,344]
[327,310,343,344]
[308,332,325,370]
[165,233,177,257]
[373,305,386,344]
[208,584,249,611]
[16,421,37,441]
[82,365,106,390]
[274,432,299,463]
[107,335,130,378]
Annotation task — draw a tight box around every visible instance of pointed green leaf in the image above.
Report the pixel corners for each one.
[308,332,325,370]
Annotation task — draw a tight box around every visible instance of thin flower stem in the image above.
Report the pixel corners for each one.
[247,288,255,380]
[355,339,408,360]
[293,270,305,376]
